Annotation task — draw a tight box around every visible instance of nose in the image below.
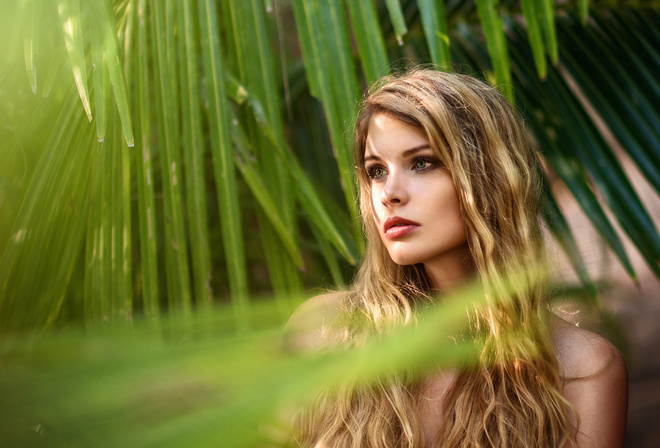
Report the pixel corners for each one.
[380,170,408,206]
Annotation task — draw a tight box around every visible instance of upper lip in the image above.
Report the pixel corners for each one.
[383,216,420,232]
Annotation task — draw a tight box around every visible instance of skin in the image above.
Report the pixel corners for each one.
[364,113,474,290]
[412,317,629,448]
[552,318,629,448]
[287,113,628,447]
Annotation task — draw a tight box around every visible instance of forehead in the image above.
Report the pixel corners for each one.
[364,113,430,158]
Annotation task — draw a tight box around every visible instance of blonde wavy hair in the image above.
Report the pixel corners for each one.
[295,70,575,447]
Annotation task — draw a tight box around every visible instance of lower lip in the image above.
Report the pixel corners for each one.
[384,225,420,239]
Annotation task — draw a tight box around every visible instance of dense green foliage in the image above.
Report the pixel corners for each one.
[1,0,659,446]
[2,0,660,331]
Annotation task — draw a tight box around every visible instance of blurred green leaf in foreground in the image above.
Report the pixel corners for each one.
[1,0,656,445]
[0,286,481,448]
[2,1,660,335]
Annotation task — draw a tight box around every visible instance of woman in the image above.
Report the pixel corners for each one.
[287,70,627,447]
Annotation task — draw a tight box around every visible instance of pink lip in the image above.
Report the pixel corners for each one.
[383,217,421,240]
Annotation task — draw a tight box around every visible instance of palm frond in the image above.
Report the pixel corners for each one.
[1,0,659,331]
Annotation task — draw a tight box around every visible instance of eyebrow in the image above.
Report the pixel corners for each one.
[364,144,433,162]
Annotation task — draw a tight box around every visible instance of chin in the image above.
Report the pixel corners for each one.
[386,250,421,266]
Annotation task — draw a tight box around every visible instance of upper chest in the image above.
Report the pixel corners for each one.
[417,370,457,448]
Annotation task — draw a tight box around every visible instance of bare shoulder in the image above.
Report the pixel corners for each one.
[551,315,627,380]
[283,292,347,353]
[551,314,628,447]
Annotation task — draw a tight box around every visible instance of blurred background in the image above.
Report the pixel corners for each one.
[1,0,659,446]
[550,153,660,447]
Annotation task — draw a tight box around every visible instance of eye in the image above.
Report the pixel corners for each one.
[412,156,436,172]
[366,164,387,181]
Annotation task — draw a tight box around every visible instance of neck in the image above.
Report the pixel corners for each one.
[423,243,475,292]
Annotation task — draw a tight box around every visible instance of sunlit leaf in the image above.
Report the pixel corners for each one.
[133,0,160,324]
[418,0,450,68]
[21,0,41,94]
[0,286,481,447]
[89,0,135,146]
[384,0,408,45]
[539,0,557,63]
[90,6,108,142]
[57,0,92,121]
[198,0,249,316]
[177,0,213,307]
[230,0,302,300]
[475,0,513,100]
[520,0,547,78]
[345,0,388,85]
[152,0,192,316]
[4,0,660,343]
[230,111,304,268]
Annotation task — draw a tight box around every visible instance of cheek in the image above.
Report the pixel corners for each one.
[446,199,468,244]
[369,188,384,226]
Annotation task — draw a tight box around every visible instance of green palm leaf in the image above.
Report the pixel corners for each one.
[3,1,660,445]
[418,0,450,68]
[475,0,513,100]
[57,0,92,121]
[198,0,249,315]
[151,0,192,317]
[2,0,659,338]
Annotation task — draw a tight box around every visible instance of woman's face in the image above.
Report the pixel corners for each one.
[364,113,470,277]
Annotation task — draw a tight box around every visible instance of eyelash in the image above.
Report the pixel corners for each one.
[365,156,439,180]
